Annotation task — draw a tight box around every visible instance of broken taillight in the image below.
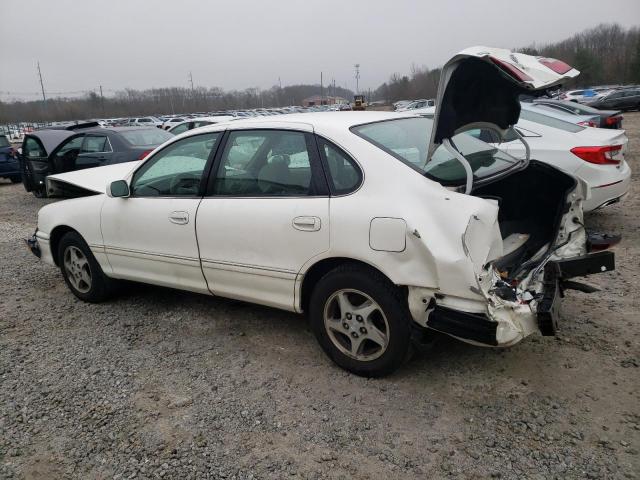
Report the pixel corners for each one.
[570,145,622,165]
[489,57,534,82]
[539,58,574,75]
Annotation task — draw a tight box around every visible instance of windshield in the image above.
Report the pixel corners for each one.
[351,117,521,186]
[120,128,173,147]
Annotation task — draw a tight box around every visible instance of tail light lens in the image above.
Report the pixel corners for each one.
[489,57,534,82]
[605,116,622,126]
[138,149,153,160]
[570,145,623,165]
[539,58,573,74]
[577,120,597,127]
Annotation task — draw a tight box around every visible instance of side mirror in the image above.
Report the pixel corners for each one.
[109,180,130,198]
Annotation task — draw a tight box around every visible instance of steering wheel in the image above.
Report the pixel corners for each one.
[169,173,201,195]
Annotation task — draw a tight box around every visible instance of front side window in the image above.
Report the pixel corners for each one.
[213,129,318,196]
[317,138,362,194]
[54,136,84,160]
[131,133,220,197]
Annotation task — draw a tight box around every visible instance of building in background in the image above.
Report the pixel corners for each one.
[302,95,348,107]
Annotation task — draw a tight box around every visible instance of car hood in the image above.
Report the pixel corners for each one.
[46,161,142,195]
[428,46,579,158]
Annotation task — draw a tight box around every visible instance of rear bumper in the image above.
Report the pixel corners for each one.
[424,250,615,345]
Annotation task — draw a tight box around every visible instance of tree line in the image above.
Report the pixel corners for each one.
[1,23,639,123]
[375,23,640,102]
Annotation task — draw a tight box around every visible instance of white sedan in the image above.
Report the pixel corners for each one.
[27,47,617,376]
[505,107,630,212]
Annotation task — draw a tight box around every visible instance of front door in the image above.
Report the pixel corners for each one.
[101,132,222,293]
[196,127,330,310]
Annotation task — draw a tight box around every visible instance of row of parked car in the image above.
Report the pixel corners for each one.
[560,84,640,110]
[24,47,625,376]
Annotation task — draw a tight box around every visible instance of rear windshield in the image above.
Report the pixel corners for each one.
[351,117,521,186]
[120,129,173,147]
[0,136,9,148]
[519,109,585,132]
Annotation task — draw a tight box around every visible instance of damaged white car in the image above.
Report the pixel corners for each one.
[28,47,618,376]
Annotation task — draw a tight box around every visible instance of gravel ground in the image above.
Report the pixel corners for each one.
[1,114,639,480]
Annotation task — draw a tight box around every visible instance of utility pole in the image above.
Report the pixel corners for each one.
[99,85,105,116]
[37,61,46,111]
[189,71,194,95]
[320,72,323,105]
[354,64,360,94]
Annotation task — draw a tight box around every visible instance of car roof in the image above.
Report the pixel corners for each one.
[26,129,76,154]
[195,111,414,132]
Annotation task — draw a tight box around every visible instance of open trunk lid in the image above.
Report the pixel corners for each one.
[428,46,580,159]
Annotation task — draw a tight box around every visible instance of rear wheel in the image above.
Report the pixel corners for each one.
[9,176,21,184]
[309,264,412,377]
[58,231,116,302]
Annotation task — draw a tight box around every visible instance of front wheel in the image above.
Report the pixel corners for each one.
[309,264,412,377]
[58,231,116,302]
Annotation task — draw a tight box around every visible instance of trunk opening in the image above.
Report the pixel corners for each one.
[472,161,577,280]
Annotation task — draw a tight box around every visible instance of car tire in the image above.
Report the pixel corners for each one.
[309,263,412,377]
[58,231,116,303]
[9,176,21,184]
[33,187,47,198]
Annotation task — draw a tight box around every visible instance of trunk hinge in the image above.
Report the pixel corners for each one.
[442,138,474,194]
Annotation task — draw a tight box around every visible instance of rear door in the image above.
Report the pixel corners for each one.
[76,134,113,169]
[196,126,330,311]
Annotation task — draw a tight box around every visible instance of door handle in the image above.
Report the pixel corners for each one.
[292,216,321,232]
[169,211,189,225]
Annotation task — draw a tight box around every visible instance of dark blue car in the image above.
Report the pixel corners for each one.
[0,134,21,183]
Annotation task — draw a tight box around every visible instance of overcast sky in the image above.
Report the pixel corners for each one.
[1,0,638,100]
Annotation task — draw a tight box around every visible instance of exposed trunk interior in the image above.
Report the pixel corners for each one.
[472,161,577,280]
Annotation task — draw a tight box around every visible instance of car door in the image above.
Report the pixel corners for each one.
[196,126,330,311]
[100,132,222,293]
[76,134,113,169]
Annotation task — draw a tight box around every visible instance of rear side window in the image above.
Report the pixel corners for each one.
[519,109,584,132]
[81,135,109,153]
[316,137,362,195]
[120,128,173,146]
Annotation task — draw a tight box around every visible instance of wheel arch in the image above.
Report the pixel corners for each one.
[49,225,81,266]
[298,257,402,313]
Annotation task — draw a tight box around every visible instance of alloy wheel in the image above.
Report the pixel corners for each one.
[63,246,92,293]
[323,289,390,361]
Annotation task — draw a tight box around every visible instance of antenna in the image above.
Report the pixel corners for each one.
[354,64,360,94]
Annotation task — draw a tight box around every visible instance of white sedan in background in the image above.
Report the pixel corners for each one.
[415,105,631,212]
[506,108,630,211]
[27,47,617,376]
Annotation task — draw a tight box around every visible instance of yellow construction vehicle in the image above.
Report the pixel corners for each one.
[352,94,367,111]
